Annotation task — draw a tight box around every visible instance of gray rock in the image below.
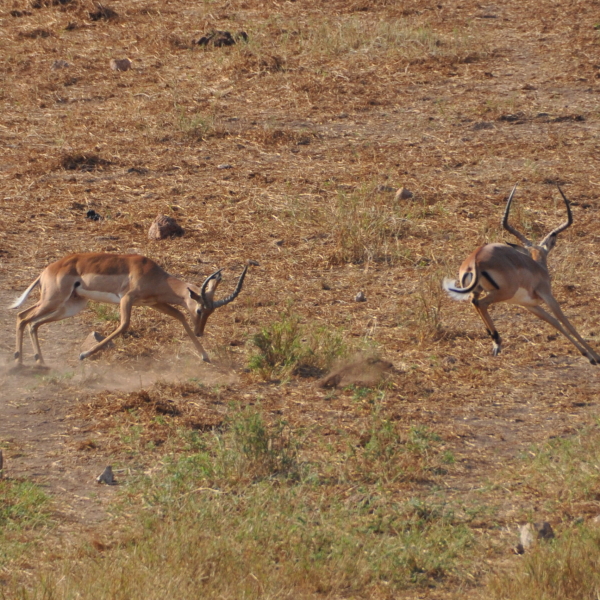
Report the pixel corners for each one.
[97,466,117,485]
[518,522,554,552]
[52,59,70,70]
[148,215,184,240]
[395,187,414,201]
[110,58,132,72]
[81,331,114,354]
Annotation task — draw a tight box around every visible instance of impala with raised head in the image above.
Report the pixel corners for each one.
[11,253,258,368]
[443,184,600,364]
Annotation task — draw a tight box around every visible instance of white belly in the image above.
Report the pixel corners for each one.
[506,287,540,306]
[76,289,122,304]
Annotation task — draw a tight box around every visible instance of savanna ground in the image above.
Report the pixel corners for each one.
[1,0,600,597]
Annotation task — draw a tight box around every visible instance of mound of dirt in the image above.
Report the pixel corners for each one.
[319,354,394,389]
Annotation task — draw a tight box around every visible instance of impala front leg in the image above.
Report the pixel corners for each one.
[150,303,211,362]
[80,294,134,360]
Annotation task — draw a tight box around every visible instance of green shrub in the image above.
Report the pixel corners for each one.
[249,312,347,380]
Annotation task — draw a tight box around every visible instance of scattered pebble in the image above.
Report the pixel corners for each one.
[217,163,233,170]
[195,30,248,47]
[355,291,366,302]
[86,209,101,221]
[89,5,118,21]
[395,187,414,201]
[51,59,70,70]
[517,522,554,554]
[97,466,117,485]
[110,58,132,72]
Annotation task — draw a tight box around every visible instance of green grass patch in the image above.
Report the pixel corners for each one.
[31,408,475,598]
[508,422,600,512]
[490,524,600,600]
[0,478,51,589]
[486,422,600,599]
[90,303,120,323]
[249,311,348,380]
[0,479,49,530]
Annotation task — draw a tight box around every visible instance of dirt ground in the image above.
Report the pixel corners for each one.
[1,0,600,595]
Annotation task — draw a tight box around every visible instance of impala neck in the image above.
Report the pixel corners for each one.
[528,246,549,270]
[167,276,195,307]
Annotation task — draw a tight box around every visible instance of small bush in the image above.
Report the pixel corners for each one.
[417,270,446,341]
[176,108,214,141]
[249,311,347,380]
[327,188,408,265]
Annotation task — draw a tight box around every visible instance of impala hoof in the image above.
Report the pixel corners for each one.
[79,352,88,361]
[202,357,211,363]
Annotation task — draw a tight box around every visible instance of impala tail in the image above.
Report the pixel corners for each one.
[10,277,41,309]
[442,271,478,301]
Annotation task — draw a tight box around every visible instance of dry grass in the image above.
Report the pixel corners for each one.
[1,0,600,597]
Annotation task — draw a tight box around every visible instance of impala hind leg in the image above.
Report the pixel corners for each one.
[528,298,600,365]
[471,293,502,356]
[27,296,88,366]
[79,295,134,360]
[15,305,39,366]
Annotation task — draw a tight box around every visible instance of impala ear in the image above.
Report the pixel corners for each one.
[188,287,202,303]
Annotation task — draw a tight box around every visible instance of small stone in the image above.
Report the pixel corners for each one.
[355,291,366,303]
[195,30,246,47]
[514,543,525,555]
[86,209,101,221]
[217,163,233,170]
[89,5,118,21]
[97,466,117,485]
[148,215,184,240]
[519,523,536,551]
[81,332,114,354]
[52,59,70,70]
[394,187,414,201]
[519,522,554,552]
[110,58,132,72]
[534,521,555,540]
[274,239,285,247]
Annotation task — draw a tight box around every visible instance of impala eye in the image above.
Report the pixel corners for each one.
[196,309,202,315]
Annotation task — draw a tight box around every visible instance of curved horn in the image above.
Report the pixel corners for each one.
[200,269,223,307]
[502,184,532,246]
[212,260,258,309]
[539,184,573,247]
